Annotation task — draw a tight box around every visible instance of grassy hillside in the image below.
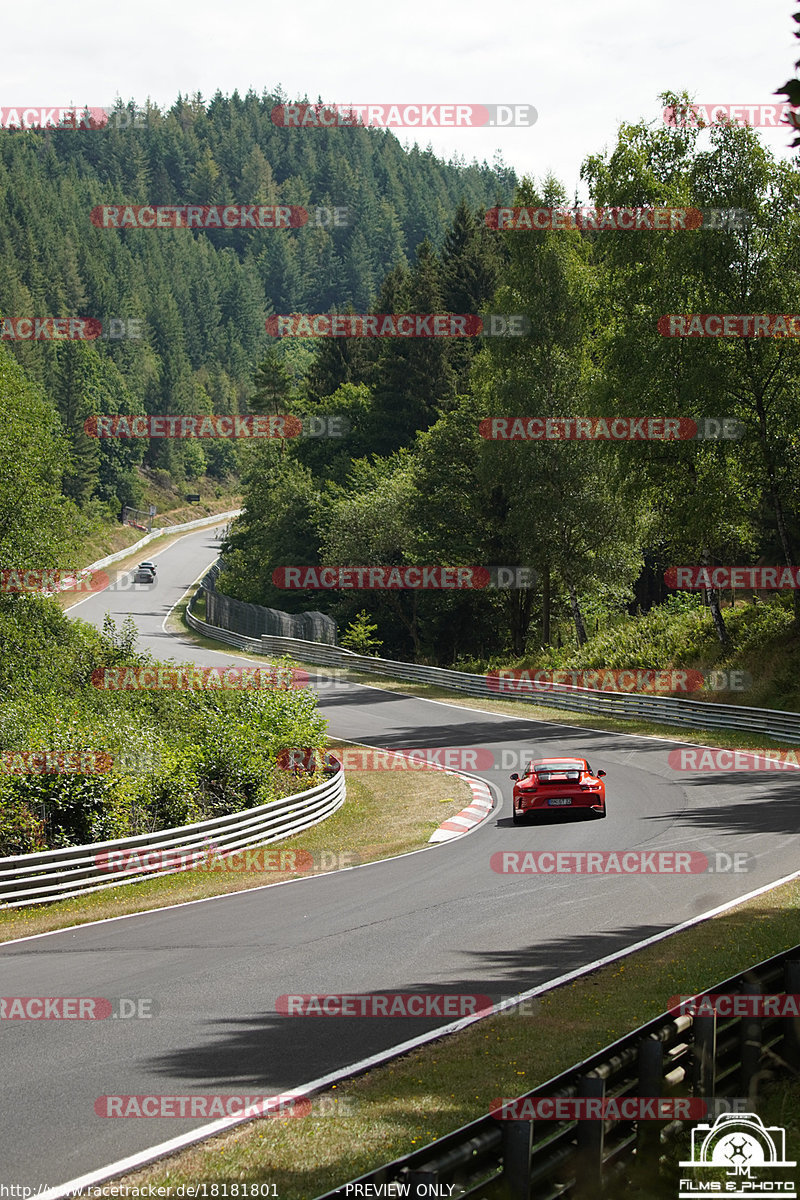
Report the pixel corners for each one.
[0,596,326,855]
[462,593,800,711]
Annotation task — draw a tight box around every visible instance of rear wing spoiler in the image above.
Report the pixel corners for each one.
[535,769,582,783]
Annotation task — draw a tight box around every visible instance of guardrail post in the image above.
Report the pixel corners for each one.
[575,1073,604,1196]
[692,1014,717,1102]
[741,980,763,1102]
[407,1166,438,1193]
[635,1036,663,1169]
[782,960,800,1070]
[501,1119,533,1199]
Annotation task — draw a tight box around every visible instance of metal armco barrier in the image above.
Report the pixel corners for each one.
[316,947,800,1199]
[186,571,800,742]
[255,639,800,741]
[80,508,241,577]
[0,763,345,909]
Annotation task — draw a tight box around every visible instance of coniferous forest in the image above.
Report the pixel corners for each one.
[4,89,800,671]
[0,90,515,521]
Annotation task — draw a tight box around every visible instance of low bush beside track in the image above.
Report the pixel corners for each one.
[0,595,326,855]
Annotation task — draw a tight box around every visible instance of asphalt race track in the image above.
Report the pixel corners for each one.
[2,526,799,1189]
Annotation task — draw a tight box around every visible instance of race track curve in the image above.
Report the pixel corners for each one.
[2,525,798,1189]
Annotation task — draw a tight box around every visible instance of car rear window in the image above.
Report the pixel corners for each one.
[534,760,586,773]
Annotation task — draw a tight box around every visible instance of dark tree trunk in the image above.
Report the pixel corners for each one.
[567,579,588,647]
[701,548,730,647]
[505,587,535,656]
[409,591,420,660]
[384,591,421,660]
[752,386,799,622]
[542,564,551,645]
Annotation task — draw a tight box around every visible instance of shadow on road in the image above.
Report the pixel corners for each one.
[141,922,673,1090]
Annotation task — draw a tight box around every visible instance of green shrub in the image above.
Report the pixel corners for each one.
[341,610,383,655]
[0,784,47,856]
[0,599,329,855]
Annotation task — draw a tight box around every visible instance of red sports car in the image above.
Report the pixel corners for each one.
[510,757,606,823]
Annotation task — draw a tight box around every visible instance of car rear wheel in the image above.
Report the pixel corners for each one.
[512,804,522,825]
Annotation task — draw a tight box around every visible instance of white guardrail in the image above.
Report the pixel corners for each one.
[0,764,345,909]
[185,585,800,744]
[65,507,242,582]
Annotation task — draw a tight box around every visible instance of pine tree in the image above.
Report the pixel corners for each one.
[50,342,102,505]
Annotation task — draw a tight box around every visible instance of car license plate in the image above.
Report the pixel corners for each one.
[548,797,572,806]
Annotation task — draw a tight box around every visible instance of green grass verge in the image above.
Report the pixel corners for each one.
[289,662,800,750]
